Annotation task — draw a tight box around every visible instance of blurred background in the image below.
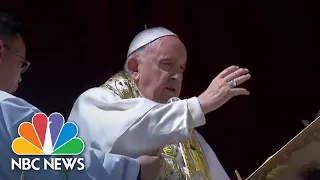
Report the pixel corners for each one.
[1,0,319,177]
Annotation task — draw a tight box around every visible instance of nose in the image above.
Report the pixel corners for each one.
[171,72,183,82]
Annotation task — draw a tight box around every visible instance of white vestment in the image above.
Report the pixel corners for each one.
[0,90,140,180]
[68,85,231,180]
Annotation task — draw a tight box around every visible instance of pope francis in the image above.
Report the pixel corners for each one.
[68,27,251,180]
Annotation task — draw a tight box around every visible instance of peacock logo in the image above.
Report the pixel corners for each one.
[12,112,84,155]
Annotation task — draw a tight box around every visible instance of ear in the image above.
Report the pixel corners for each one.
[0,40,3,66]
[127,56,140,81]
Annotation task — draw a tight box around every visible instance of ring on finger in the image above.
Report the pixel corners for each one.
[231,79,237,88]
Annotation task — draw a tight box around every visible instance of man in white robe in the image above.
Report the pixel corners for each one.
[0,12,160,180]
[0,91,148,180]
[68,27,251,180]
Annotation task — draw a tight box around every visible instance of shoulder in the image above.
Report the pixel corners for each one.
[0,91,40,138]
[0,90,16,101]
[76,87,121,103]
[81,87,114,96]
[0,91,39,112]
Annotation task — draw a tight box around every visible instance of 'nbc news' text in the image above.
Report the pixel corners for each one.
[11,157,85,171]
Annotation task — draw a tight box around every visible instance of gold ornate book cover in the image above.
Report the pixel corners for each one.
[246,116,320,180]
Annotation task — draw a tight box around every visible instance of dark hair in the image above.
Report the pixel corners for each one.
[0,12,23,44]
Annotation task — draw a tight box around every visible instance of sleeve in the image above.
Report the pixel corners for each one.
[22,150,140,180]
[68,87,206,156]
[137,166,141,180]
[0,97,67,180]
[23,150,140,180]
[0,96,41,140]
[68,148,140,180]
[0,97,140,180]
[0,97,44,180]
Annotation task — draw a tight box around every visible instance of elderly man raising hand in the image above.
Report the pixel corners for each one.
[69,27,251,180]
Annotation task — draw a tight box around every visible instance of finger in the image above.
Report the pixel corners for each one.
[229,74,251,87]
[217,65,239,79]
[224,68,249,82]
[301,120,310,127]
[151,156,164,168]
[150,155,162,161]
[229,88,250,96]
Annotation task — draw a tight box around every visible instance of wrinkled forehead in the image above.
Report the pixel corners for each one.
[146,36,187,65]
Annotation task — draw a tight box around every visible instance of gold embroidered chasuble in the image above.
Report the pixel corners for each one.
[100,71,212,180]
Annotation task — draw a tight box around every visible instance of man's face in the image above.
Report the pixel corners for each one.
[0,35,27,93]
[134,36,187,103]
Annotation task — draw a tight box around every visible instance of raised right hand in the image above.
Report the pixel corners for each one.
[198,65,251,114]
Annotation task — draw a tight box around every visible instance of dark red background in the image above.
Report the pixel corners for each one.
[2,0,319,177]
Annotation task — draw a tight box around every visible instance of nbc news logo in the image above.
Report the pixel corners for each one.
[11,112,85,171]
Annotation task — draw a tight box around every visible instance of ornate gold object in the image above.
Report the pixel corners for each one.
[246,116,320,180]
[101,71,212,180]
